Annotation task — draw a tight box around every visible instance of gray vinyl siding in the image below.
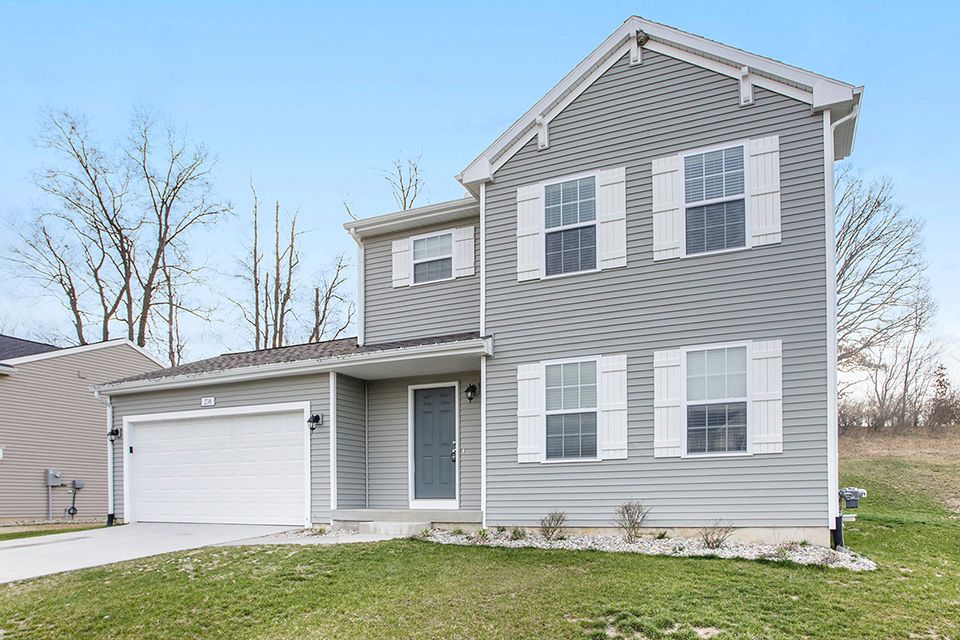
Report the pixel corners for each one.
[110,373,332,523]
[363,221,480,344]
[365,373,481,510]
[0,345,159,520]
[336,374,367,509]
[484,50,829,528]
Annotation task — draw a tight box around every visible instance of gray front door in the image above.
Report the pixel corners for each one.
[413,386,456,500]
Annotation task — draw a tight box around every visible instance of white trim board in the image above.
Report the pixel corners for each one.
[407,382,460,510]
[121,401,312,528]
[458,16,859,191]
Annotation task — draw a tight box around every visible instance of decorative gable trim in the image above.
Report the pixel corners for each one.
[457,16,859,192]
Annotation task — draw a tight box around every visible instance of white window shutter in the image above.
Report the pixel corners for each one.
[750,340,783,454]
[599,354,628,459]
[651,155,683,260]
[653,349,683,457]
[453,226,475,277]
[748,135,781,246]
[391,238,410,287]
[597,167,627,270]
[516,363,545,463]
[516,184,543,281]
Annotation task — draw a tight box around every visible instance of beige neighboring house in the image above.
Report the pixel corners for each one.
[0,336,162,522]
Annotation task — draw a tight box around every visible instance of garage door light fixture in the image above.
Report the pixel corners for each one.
[307,414,323,431]
[107,427,120,442]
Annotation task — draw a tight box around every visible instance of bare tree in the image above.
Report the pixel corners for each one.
[5,109,229,363]
[309,254,354,343]
[835,166,928,369]
[383,153,423,210]
[235,183,300,350]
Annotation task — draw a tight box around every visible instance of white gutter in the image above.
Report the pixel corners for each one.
[0,363,16,376]
[96,337,494,396]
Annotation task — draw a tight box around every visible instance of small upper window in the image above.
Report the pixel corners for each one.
[685,346,747,455]
[412,232,453,284]
[684,146,746,255]
[545,360,598,459]
[544,176,596,276]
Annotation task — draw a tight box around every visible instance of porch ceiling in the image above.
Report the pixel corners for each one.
[332,352,482,380]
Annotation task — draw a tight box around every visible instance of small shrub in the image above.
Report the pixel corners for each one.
[510,527,527,540]
[655,530,669,540]
[452,527,466,537]
[314,526,327,536]
[699,520,734,550]
[418,528,433,540]
[496,525,507,534]
[539,511,567,541]
[474,528,489,542]
[613,499,651,543]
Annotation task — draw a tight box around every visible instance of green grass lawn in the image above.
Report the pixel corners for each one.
[0,526,103,543]
[1,441,959,639]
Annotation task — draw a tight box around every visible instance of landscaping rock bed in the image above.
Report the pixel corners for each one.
[423,529,877,571]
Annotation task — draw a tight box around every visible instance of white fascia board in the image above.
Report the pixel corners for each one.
[458,15,859,190]
[96,338,493,396]
[342,197,478,240]
[2,339,165,367]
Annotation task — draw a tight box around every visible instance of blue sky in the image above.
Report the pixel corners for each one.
[0,1,957,366]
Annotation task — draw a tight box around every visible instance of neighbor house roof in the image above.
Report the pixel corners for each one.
[0,335,61,361]
[97,332,490,395]
[457,15,862,193]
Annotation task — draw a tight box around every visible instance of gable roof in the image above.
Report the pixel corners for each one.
[0,338,164,367]
[0,335,61,361]
[457,16,862,193]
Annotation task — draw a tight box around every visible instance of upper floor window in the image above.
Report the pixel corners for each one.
[685,345,747,454]
[683,145,745,255]
[412,232,453,283]
[545,360,597,459]
[544,176,596,276]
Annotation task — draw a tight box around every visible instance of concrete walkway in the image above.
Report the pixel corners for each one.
[217,530,400,546]
[0,522,293,584]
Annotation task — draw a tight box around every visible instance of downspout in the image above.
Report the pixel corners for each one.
[823,103,859,541]
[94,390,116,526]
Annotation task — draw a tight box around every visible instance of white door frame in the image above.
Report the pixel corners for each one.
[122,401,313,527]
[407,382,460,510]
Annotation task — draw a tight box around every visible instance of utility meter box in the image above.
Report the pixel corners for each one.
[46,468,63,487]
[72,479,85,490]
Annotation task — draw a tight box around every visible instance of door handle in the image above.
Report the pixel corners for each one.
[450,448,457,462]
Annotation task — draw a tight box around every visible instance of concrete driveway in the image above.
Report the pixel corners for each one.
[0,523,293,584]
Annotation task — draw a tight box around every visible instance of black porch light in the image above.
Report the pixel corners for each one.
[464,384,478,403]
[307,414,322,431]
[107,427,120,443]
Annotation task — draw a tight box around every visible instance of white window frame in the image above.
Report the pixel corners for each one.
[541,355,601,463]
[409,228,455,286]
[540,171,601,279]
[680,141,752,258]
[680,341,753,459]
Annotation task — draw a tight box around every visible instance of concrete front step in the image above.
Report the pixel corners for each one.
[357,521,431,537]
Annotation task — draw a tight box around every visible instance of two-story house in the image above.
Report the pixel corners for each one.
[96,16,862,546]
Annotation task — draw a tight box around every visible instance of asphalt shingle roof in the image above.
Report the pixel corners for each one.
[0,335,62,361]
[104,331,482,387]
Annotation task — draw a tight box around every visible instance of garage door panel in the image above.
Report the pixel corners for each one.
[130,409,306,525]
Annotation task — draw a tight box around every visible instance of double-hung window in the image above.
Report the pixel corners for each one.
[544,176,597,276]
[685,345,748,454]
[683,145,746,255]
[545,360,597,459]
[412,232,453,284]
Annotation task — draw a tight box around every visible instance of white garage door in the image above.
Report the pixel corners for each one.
[128,408,306,525]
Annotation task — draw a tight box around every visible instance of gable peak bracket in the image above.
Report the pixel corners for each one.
[739,66,755,106]
[535,115,550,150]
[630,29,649,66]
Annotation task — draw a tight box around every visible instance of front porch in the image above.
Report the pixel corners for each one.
[325,338,487,529]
